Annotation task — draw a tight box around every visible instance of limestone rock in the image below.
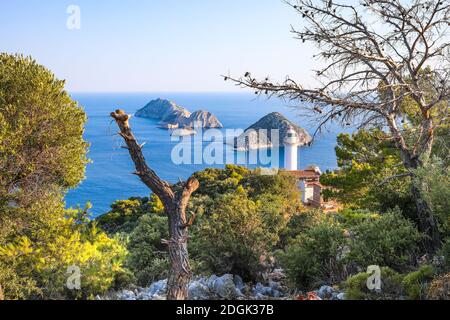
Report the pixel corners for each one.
[188,281,211,300]
[210,274,238,299]
[234,112,311,151]
[135,99,222,130]
[180,110,223,129]
[135,98,190,124]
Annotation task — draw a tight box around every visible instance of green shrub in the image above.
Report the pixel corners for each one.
[279,222,347,289]
[344,267,403,300]
[348,208,421,270]
[280,209,334,246]
[344,272,371,300]
[243,170,301,205]
[0,200,128,300]
[0,54,122,300]
[413,157,450,235]
[122,167,302,284]
[0,260,40,300]
[111,269,136,291]
[97,195,163,235]
[190,191,277,281]
[254,193,295,248]
[401,265,435,300]
[193,165,250,198]
[337,208,380,227]
[126,214,169,286]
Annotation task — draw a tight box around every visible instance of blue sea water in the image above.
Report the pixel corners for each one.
[65,93,353,216]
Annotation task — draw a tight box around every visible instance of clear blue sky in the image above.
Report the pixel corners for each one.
[0,0,319,92]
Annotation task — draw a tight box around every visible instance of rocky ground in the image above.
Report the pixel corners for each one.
[101,269,345,301]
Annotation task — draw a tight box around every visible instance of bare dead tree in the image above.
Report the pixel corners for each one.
[225,0,449,253]
[111,110,199,300]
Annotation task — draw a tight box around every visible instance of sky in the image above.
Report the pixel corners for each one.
[0,0,320,92]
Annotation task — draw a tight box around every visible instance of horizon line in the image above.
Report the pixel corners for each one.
[68,90,255,94]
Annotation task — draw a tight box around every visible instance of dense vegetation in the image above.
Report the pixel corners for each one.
[98,162,448,299]
[0,54,127,299]
[0,54,448,300]
[98,166,303,285]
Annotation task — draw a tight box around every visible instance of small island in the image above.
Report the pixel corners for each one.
[233,112,312,151]
[135,98,223,131]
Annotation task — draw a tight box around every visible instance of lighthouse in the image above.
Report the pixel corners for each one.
[284,129,299,171]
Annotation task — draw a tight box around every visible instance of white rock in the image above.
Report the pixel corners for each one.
[188,281,211,300]
[121,290,136,300]
[147,279,167,297]
[206,275,219,290]
[233,275,245,291]
[318,286,334,299]
[211,274,238,299]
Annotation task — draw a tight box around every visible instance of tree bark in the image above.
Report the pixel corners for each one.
[389,116,441,254]
[166,205,191,300]
[411,179,442,254]
[111,110,199,300]
[398,148,441,254]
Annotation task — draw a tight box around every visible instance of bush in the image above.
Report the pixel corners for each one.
[348,208,421,270]
[413,157,450,235]
[280,209,334,246]
[193,165,250,198]
[343,267,403,300]
[337,208,380,228]
[279,222,347,289]
[112,269,136,291]
[121,167,301,284]
[0,54,88,199]
[0,198,128,299]
[126,213,169,286]
[401,265,435,300]
[97,195,163,235]
[190,191,277,281]
[254,194,295,247]
[243,170,301,205]
[0,258,40,300]
[0,55,128,299]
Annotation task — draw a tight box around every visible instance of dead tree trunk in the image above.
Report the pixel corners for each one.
[0,284,4,300]
[111,110,199,300]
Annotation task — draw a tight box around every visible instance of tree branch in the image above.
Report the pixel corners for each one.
[377,172,412,186]
[111,110,175,206]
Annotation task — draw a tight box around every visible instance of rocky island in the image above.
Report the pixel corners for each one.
[135,99,223,131]
[233,112,312,151]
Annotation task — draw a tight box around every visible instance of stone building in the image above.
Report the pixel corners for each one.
[289,167,323,208]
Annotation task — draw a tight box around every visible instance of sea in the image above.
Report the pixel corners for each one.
[65,92,354,217]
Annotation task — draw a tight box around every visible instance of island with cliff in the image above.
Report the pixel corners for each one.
[233,112,312,151]
[135,99,223,134]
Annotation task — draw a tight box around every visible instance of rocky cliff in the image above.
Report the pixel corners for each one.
[135,99,223,129]
[234,112,311,151]
[135,98,191,124]
[180,110,223,129]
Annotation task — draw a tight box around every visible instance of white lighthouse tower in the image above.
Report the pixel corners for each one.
[284,129,299,171]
